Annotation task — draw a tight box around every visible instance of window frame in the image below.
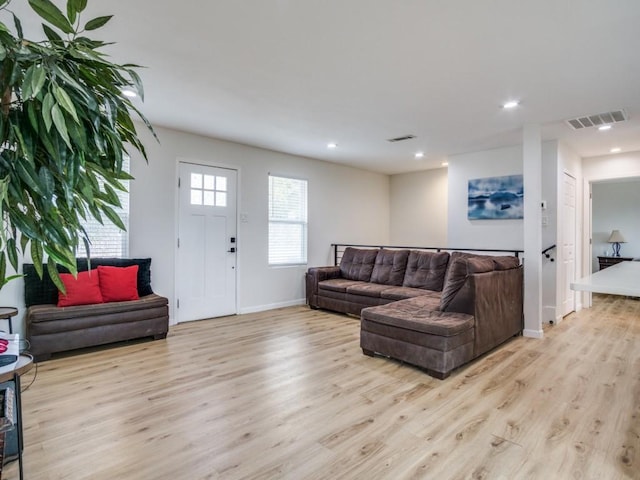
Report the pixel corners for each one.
[268,174,308,266]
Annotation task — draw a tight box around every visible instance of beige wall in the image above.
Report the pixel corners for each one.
[389,168,448,247]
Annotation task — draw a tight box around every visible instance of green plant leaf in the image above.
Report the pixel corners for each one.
[6,238,18,272]
[66,0,77,25]
[127,69,144,101]
[101,205,126,230]
[20,234,29,255]
[23,64,47,100]
[84,15,112,31]
[69,0,87,15]
[51,103,72,149]
[43,24,63,44]
[12,12,23,39]
[53,85,79,123]
[29,0,74,34]
[0,255,6,285]
[47,257,66,293]
[42,91,55,131]
[38,167,54,198]
[27,102,40,133]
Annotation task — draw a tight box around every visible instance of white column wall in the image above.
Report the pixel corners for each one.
[523,125,543,338]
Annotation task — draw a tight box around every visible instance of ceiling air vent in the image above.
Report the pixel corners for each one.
[387,134,416,142]
[566,110,628,130]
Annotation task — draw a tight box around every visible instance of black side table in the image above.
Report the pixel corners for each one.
[0,308,17,334]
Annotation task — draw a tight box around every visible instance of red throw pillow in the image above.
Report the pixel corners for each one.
[98,265,140,302]
[58,270,104,307]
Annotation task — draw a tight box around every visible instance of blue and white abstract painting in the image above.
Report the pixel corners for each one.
[468,174,524,220]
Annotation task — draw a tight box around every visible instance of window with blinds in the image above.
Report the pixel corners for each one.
[77,157,130,258]
[268,175,308,265]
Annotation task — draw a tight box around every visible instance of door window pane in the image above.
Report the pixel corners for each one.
[191,173,202,189]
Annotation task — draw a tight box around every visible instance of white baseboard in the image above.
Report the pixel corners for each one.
[543,306,557,324]
[239,298,306,315]
[523,329,544,339]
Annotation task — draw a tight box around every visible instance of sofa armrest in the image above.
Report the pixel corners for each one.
[446,266,523,357]
[306,266,341,308]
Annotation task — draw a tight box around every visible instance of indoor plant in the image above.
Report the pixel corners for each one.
[0,0,154,290]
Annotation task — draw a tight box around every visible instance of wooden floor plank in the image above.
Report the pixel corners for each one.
[2,294,638,479]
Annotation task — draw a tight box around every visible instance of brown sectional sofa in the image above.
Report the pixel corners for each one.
[306,247,523,378]
[24,258,169,362]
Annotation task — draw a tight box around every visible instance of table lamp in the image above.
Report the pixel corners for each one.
[607,229,626,257]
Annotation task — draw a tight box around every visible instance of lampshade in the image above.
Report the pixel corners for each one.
[608,230,626,243]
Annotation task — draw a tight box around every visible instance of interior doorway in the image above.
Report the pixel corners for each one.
[176,162,238,322]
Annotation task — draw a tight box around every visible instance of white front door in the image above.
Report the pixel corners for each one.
[562,172,576,316]
[177,162,237,322]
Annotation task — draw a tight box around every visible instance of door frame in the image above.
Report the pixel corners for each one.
[559,171,577,318]
[580,169,640,309]
[174,157,241,322]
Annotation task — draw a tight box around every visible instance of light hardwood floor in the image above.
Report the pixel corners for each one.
[4,294,639,479]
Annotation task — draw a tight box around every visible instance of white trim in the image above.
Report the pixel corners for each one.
[523,329,544,339]
[239,298,306,315]
[580,168,640,309]
[543,305,558,324]
[175,158,240,321]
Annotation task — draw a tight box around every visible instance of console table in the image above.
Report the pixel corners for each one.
[0,308,17,334]
[598,256,633,270]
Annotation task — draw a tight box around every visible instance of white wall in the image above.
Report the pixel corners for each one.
[0,125,389,335]
[389,168,447,247]
[447,145,523,251]
[129,125,390,321]
[592,180,640,268]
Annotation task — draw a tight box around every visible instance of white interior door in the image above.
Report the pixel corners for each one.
[177,162,237,322]
[562,172,576,316]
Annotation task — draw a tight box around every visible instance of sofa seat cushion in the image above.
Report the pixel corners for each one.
[361,297,474,337]
[380,287,441,301]
[362,316,474,351]
[28,294,168,324]
[318,278,363,293]
[345,282,391,298]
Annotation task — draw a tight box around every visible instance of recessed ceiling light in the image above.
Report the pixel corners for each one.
[327,143,337,149]
[610,147,621,153]
[502,100,519,109]
[414,152,424,159]
[441,161,449,167]
[598,125,612,131]
[121,88,137,98]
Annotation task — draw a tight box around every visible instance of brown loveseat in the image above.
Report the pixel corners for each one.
[306,247,523,378]
[24,258,169,362]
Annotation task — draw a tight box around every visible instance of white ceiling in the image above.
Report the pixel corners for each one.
[9,0,640,174]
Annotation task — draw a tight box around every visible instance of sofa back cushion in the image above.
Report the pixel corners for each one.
[339,247,379,281]
[440,252,519,311]
[402,250,450,291]
[57,270,104,307]
[24,258,154,308]
[370,249,410,286]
